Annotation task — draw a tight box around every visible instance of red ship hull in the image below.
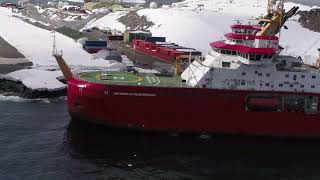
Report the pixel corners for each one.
[67,77,320,137]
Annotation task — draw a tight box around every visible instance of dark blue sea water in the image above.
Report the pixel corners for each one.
[1,96,320,180]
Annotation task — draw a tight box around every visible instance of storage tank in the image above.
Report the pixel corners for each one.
[150,2,157,9]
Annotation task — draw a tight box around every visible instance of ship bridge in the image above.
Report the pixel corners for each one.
[210,40,276,64]
[230,24,261,35]
[224,33,279,49]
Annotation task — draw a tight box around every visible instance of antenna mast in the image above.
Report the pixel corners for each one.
[52,33,56,55]
[52,31,62,56]
[267,0,273,14]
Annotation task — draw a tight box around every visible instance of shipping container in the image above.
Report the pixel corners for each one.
[156,48,183,62]
[84,47,106,54]
[108,35,124,41]
[145,36,166,43]
[84,40,108,47]
[124,31,152,43]
[131,39,184,62]
[176,49,202,56]
[166,46,191,50]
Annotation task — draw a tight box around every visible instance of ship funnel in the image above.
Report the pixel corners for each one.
[52,33,73,81]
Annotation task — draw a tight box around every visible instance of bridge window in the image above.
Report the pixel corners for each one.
[265,83,270,86]
[226,50,232,55]
[249,54,255,61]
[256,54,262,61]
[222,62,231,68]
[221,50,226,54]
[293,75,297,81]
[232,51,237,55]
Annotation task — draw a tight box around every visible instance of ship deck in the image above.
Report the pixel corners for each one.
[78,71,187,87]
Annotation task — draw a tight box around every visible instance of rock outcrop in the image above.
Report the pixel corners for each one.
[298,8,320,33]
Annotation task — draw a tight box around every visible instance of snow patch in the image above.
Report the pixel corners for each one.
[6,69,66,91]
[82,11,128,33]
[0,7,118,67]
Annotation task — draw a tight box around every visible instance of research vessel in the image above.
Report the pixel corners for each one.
[54,0,320,137]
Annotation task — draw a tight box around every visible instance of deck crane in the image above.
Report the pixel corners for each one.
[257,0,299,36]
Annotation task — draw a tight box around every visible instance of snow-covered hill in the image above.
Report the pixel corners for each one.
[0,7,122,91]
[85,0,320,64]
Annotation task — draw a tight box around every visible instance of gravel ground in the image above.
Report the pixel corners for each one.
[20,3,106,30]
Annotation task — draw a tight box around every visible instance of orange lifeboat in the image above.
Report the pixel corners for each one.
[246,96,281,111]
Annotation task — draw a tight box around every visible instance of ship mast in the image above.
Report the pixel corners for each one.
[51,32,73,81]
[267,0,275,14]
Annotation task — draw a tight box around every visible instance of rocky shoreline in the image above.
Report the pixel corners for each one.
[0,32,64,99]
[0,77,66,99]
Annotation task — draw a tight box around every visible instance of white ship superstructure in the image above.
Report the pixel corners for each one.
[182,0,320,94]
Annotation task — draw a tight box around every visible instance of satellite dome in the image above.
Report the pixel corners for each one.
[150,2,157,9]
